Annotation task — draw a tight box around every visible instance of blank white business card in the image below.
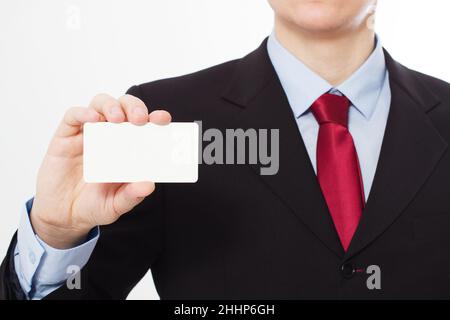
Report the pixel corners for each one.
[83,122,199,183]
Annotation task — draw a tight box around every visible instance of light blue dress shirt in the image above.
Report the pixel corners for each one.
[15,33,391,299]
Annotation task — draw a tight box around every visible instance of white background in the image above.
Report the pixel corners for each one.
[1,0,449,300]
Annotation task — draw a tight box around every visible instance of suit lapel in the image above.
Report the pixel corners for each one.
[345,51,448,259]
[222,39,345,258]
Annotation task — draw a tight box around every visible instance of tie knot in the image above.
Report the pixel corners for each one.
[311,93,351,127]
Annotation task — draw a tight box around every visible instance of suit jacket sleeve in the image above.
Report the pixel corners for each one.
[0,233,27,300]
[0,85,165,300]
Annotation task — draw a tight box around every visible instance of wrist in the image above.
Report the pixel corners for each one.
[30,209,92,249]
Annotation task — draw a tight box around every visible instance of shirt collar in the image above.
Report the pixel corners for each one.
[267,32,387,120]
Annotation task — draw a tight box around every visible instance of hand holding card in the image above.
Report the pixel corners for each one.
[29,93,175,249]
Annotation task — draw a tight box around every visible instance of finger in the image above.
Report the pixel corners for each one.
[112,182,155,216]
[88,93,125,123]
[148,110,172,125]
[118,94,149,125]
[56,107,101,137]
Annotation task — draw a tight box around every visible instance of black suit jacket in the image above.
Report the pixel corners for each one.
[2,39,450,299]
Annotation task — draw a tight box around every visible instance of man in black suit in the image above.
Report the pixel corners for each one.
[2,0,450,299]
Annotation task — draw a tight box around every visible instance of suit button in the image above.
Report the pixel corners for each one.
[340,263,355,279]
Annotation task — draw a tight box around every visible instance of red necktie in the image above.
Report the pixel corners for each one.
[311,93,365,251]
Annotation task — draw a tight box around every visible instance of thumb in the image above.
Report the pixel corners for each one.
[112,182,155,216]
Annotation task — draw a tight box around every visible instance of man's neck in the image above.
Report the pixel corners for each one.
[274,16,376,86]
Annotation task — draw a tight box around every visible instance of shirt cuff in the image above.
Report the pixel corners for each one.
[16,198,99,292]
